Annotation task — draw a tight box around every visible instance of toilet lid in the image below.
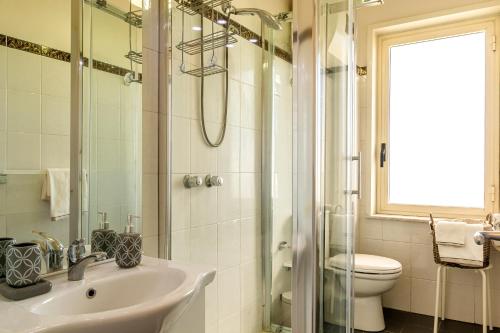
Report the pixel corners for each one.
[282,291,292,304]
[328,254,402,274]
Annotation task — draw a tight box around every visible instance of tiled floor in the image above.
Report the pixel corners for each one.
[324,308,500,333]
[356,308,500,333]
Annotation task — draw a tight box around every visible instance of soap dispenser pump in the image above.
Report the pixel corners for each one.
[115,215,142,268]
[91,212,118,258]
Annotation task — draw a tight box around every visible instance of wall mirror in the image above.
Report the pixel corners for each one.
[0,0,143,275]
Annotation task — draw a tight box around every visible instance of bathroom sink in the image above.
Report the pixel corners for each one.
[0,257,215,333]
[31,267,187,315]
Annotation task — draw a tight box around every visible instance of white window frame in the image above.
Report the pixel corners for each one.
[376,18,500,219]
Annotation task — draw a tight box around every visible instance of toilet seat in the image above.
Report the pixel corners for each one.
[281,291,292,305]
[329,254,402,275]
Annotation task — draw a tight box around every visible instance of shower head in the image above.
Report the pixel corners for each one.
[222,4,283,30]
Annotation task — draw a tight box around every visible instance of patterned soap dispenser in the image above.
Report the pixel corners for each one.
[91,212,117,258]
[115,215,142,268]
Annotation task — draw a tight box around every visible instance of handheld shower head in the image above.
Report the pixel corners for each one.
[223,4,283,30]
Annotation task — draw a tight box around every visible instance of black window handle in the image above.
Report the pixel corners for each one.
[380,143,387,168]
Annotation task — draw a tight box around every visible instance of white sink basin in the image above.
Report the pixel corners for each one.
[0,256,215,333]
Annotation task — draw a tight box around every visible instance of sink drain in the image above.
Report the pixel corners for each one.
[86,288,97,299]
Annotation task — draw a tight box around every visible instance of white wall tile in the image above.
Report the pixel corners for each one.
[219,312,240,333]
[142,0,159,51]
[205,275,218,331]
[382,220,411,243]
[382,277,411,311]
[0,46,6,90]
[241,173,260,218]
[7,89,41,133]
[410,243,437,281]
[227,79,241,126]
[41,57,70,97]
[7,49,41,93]
[190,120,217,174]
[41,95,70,135]
[218,219,241,270]
[171,229,190,261]
[172,116,190,173]
[190,224,218,266]
[218,266,241,319]
[142,48,159,112]
[240,128,260,173]
[7,132,40,170]
[240,83,261,130]
[41,134,70,169]
[217,126,240,173]
[0,216,6,237]
[240,217,260,263]
[410,278,436,317]
[0,131,5,171]
[142,111,158,174]
[171,174,190,231]
[240,259,262,309]
[142,174,159,236]
[217,173,240,222]
[0,89,6,131]
[143,235,159,257]
[191,185,218,227]
[443,282,475,323]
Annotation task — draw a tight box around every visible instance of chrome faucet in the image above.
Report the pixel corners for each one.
[474,230,500,245]
[474,218,500,245]
[32,230,65,272]
[67,239,107,281]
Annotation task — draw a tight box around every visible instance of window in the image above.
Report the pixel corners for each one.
[376,19,499,218]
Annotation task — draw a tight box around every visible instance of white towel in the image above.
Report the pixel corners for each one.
[438,223,486,266]
[41,168,70,221]
[435,220,466,246]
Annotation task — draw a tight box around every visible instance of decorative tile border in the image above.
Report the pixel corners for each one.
[0,33,140,80]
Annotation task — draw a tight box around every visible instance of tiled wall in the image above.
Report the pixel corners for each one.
[356,0,500,326]
[169,7,268,333]
[0,46,71,243]
[0,42,144,246]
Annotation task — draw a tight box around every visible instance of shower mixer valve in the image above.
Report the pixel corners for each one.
[205,175,224,187]
[183,175,203,188]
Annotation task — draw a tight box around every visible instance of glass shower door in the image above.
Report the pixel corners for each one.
[320,1,356,332]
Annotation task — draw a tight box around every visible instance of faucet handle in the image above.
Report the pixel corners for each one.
[68,238,86,263]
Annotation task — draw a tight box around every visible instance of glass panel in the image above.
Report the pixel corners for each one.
[263,21,294,333]
[388,32,486,208]
[321,0,355,332]
[81,0,143,253]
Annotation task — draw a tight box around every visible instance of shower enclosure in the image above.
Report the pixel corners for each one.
[165,0,356,332]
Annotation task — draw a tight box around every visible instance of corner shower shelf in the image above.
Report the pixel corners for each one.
[125,10,143,28]
[175,0,232,15]
[176,30,237,55]
[125,51,143,64]
[183,63,227,77]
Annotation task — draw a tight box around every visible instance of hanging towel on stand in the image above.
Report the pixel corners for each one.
[41,168,70,221]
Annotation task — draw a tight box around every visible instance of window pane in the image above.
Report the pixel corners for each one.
[388,32,485,208]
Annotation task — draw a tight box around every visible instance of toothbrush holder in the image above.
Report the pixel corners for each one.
[6,243,42,288]
[0,237,16,278]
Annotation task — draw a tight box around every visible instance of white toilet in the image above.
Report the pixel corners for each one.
[329,253,402,332]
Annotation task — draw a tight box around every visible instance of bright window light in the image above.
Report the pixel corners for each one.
[388,32,486,208]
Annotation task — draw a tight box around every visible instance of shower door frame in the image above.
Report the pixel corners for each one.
[292,0,356,333]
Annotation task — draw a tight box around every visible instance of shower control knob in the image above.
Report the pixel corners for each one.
[184,175,203,188]
[205,175,224,187]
